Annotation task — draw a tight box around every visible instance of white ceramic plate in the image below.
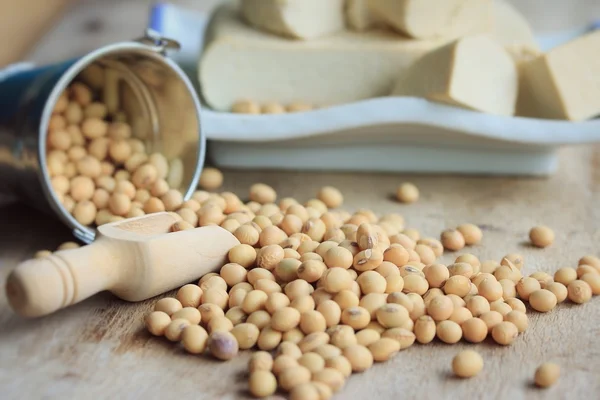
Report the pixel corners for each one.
[149,3,600,176]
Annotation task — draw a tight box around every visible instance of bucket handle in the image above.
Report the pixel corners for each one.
[133,28,181,55]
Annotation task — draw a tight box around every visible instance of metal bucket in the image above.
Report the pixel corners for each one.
[0,30,205,244]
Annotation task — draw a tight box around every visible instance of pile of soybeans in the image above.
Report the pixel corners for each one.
[139,183,599,399]
[42,69,599,400]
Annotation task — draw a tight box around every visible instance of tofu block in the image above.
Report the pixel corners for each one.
[200,4,450,111]
[491,0,540,62]
[370,0,475,39]
[445,0,494,39]
[240,0,345,40]
[490,0,540,118]
[350,0,492,38]
[345,0,385,32]
[392,35,519,116]
[517,31,600,121]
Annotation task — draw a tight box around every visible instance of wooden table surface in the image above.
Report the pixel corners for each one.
[2,1,600,399]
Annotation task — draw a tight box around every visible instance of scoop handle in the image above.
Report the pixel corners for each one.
[5,241,119,317]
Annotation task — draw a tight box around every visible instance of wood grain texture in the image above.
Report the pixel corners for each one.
[2,146,600,399]
[2,1,600,399]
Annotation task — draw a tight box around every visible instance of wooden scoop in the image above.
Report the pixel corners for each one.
[5,212,240,318]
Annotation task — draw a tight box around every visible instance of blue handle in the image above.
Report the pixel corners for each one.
[149,2,169,34]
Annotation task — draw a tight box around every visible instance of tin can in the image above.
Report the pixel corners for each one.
[0,29,205,244]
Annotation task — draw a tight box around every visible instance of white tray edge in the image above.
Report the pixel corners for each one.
[202,98,600,146]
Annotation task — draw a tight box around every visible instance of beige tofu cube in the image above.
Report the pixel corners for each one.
[241,0,345,40]
[393,35,519,116]
[517,30,600,121]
